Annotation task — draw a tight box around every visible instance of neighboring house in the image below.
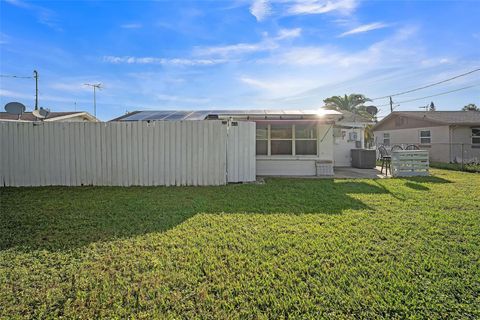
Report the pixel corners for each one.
[373,111,480,163]
[111,109,370,175]
[0,111,98,122]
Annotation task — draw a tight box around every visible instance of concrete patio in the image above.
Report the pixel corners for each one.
[333,166,391,179]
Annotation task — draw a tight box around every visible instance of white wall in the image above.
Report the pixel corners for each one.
[0,121,255,187]
[333,125,364,167]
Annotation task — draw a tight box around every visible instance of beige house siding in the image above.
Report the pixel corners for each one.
[375,125,480,163]
[374,126,451,162]
[450,126,480,163]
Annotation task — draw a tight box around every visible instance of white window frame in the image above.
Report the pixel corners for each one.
[419,130,431,144]
[255,123,268,155]
[383,133,390,146]
[294,124,318,156]
[255,123,319,157]
[270,123,294,156]
[472,127,480,145]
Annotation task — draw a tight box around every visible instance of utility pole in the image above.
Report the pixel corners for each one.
[389,96,393,113]
[33,70,39,110]
[84,83,102,117]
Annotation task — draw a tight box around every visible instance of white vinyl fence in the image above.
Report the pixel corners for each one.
[226,121,256,183]
[391,150,429,177]
[0,121,256,187]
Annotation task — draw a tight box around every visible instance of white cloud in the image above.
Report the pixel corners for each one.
[103,56,227,66]
[339,22,388,37]
[121,23,142,29]
[275,28,302,40]
[250,0,271,21]
[288,0,358,15]
[5,0,61,31]
[249,0,359,21]
[0,32,10,45]
[262,26,420,68]
[195,28,301,57]
[240,76,316,96]
[195,42,274,57]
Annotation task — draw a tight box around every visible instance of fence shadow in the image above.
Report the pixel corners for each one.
[399,176,452,184]
[0,179,389,252]
[405,181,430,191]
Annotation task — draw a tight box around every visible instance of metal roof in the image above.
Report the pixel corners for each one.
[111,109,342,121]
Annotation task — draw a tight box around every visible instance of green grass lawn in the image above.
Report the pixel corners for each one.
[1,169,479,319]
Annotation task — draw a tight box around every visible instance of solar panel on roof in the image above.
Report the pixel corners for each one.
[143,111,176,120]
[164,111,190,120]
[124,111,157,121]
[186,111,210,120]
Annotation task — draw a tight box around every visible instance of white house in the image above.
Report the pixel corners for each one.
[373,111,480,163]
[112,109,371,175]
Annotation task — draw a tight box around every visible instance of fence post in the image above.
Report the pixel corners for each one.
[461,143,464,171]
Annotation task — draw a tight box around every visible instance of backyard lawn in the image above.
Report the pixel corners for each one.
[1,169,479,319]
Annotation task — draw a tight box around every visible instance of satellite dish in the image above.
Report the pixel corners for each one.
[365,105,378,116]
[33,108,50,119]
[4,102,26,115]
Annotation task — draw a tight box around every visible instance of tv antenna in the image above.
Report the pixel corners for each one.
[84,83,102,117]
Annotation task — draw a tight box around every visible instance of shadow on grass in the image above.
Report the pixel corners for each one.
[1,179,390,252]
[405,181,430,191]
[400,175,452,184]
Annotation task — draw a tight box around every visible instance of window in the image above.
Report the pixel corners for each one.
[420,130,431,144]
[383,133,390,146]
[255,123,319,156]
[472,128,480,144]
[270,124,292,155]
[256,124,268,155]
[295,124,317,155]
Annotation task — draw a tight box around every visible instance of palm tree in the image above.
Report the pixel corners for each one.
[324,93,376,147]
[462,103,479,111]
[323,94,372,116]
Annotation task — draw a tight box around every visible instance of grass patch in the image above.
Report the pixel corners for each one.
[430,161,480,173]
[1,169,479,318]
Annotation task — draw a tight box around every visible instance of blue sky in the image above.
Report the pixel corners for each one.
[1,0,479,120]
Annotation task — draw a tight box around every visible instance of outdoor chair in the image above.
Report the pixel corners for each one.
[405,144,420,150]
[378,145,391,175]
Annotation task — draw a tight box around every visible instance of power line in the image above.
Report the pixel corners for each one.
[372,68,480,100]
[0,74,33,79]
[376,84,479,108]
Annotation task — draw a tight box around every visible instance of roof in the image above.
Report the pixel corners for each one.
[110,109,342,121]
[373,111,480,130]
[0,111,98,122]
